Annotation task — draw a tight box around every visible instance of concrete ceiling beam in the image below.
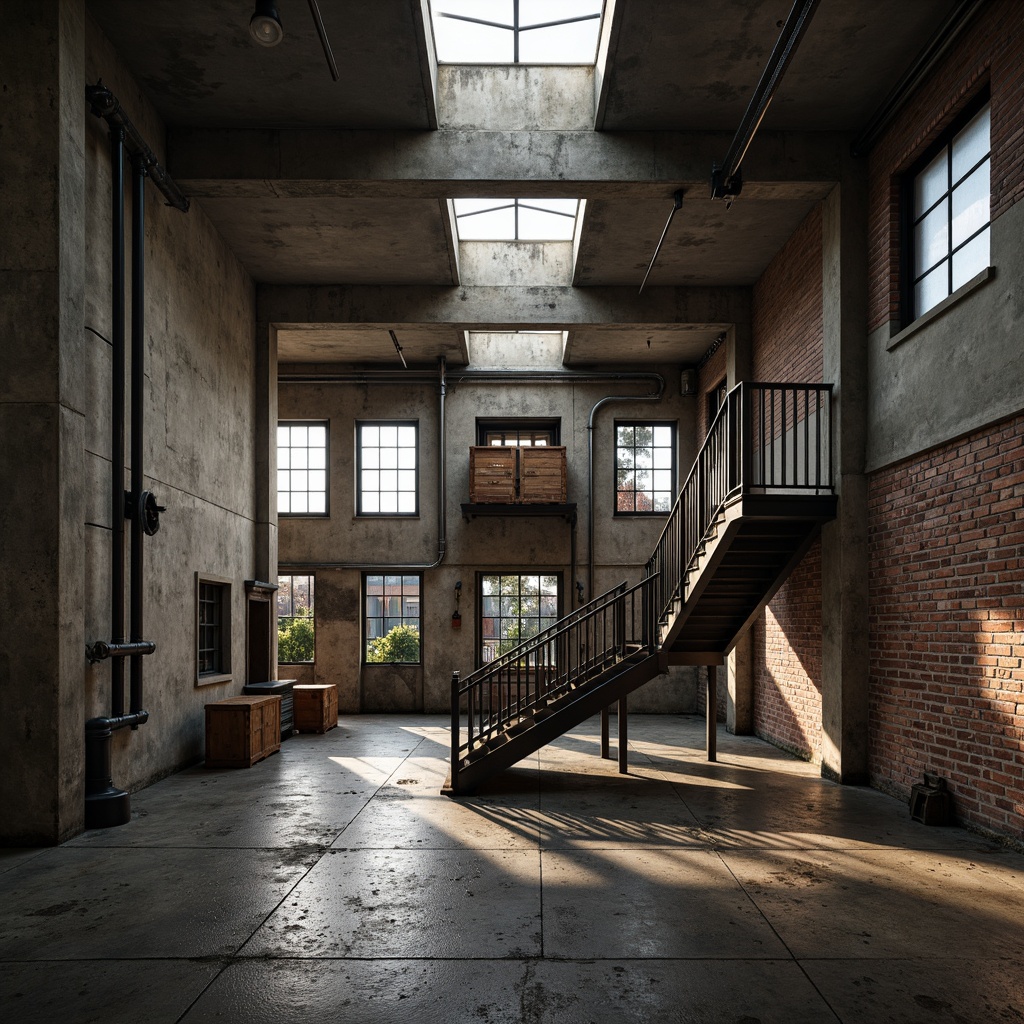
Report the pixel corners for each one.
[256,284,751,328]
[171,129,846,201]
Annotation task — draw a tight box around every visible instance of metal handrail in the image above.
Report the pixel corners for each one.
[645,381,834,624]
[451,574,659,763]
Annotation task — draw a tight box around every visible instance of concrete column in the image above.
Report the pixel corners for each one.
[0,1,87,842]
[820,156,871,784]
[726,320,754,733]
[727,631,754,734]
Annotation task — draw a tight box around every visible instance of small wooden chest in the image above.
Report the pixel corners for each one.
[518,446,567,503]
[469,446,517,503]
[205,695,281,768]
[294,684,338,733]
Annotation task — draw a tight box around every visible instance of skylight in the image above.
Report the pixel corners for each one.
[454,198,580,241]
[431,1,604,64]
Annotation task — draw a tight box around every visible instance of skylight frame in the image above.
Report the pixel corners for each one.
[454,198,581,242]
[431,1,604,65]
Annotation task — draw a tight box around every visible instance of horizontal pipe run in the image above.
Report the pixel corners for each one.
[87,640,157,663]
[86,711,150,735]
[86,83,190,212]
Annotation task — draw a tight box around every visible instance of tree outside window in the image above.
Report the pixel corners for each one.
[615,423,675,513]
[278,574,314,662]
[364,574,421,663]
[480,573,559,664]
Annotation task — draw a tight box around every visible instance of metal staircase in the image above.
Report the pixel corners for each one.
[445,382,837,795]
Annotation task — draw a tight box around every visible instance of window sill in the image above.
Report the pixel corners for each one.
[887,266,995,351]
[196,672,232,687]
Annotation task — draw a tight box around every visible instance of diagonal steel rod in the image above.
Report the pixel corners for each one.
[638,190,683,295]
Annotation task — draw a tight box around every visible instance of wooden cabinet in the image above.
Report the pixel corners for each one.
[205,695,281,768]
[294,684,338,734]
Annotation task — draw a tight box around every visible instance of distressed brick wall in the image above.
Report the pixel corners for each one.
[750,205,824,759]
[868,413,1024,836]
[867,0,1024,333]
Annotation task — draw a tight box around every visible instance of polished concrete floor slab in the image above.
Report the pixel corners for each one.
[2,713,1023,1024]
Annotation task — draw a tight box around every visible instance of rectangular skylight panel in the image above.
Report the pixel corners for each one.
[457,206,517,239]
[518,1,603,63]
[517,204,576,240]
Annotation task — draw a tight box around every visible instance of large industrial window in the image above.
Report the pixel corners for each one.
[278,421,329,516]
[615,422,676,514]
[479,573,560,664]
[195,573,231,685]
[277,574,315,663]
[356,422,418,516]
[478,418,559,446]
[906,97,990,322]
[431,1,603,64]
[364,574,422,663]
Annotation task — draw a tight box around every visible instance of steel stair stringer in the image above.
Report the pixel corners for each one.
[443,651,661,795]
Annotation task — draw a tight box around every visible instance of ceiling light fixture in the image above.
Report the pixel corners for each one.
[249,1,284,47]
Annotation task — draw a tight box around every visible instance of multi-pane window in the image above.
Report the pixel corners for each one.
[615,423,676,514]
[278,421,328,516]
[479,419,559,446]
[908,99,990,321]
[277,574,314,663]
[454,198,580,241]
[364,574,421,663]
[357,422,418,515]
[431,1,603,64]
[196,574,231,683]
[479,573,559,664]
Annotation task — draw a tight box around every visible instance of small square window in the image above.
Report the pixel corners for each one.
[615,422,676,514]
[357,421,418,516]
[278,421,329,516]
[196,573,231,685]
[905,97,990,323]
[364,574,421,663]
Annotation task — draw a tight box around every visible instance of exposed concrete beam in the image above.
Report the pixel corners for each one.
[170,129,846,201]
[411,0,439,131]
[257,284,751,329]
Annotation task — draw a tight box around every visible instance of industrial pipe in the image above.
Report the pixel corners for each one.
[86,84,189,212]
[129,152,146,718]
[711,0,820,200]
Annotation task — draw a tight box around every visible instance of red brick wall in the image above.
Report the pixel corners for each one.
[750,205,825,759]
[868,413,1024,836]
[867,0,1024,333]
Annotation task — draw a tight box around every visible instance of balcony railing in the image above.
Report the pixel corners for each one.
[645,381,833,624]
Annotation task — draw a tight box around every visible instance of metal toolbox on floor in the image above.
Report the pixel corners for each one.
[205,695,281,768]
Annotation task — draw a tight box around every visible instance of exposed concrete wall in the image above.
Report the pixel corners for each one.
[0,1,87,845]
[438,66,595,131]
[0,13,261,843]
[278,362,699,715]
[866,200,1024,472]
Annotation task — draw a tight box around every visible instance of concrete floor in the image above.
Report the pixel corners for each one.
[1,715,1023,1023]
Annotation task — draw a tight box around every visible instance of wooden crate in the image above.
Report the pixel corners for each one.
[469,446,516,503]
[518,446,567,503]
[294,684,338,734]
[205,695,281,768]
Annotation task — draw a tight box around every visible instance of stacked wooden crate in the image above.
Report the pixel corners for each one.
[205,694,281,768]
[469,446,567,504]
[519,446,567,503]
[469,447,516,503]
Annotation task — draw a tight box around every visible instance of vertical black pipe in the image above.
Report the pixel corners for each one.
[110,127,126,718]
[129,154,146,716]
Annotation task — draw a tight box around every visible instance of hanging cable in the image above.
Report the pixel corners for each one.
[638,189,683,295]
